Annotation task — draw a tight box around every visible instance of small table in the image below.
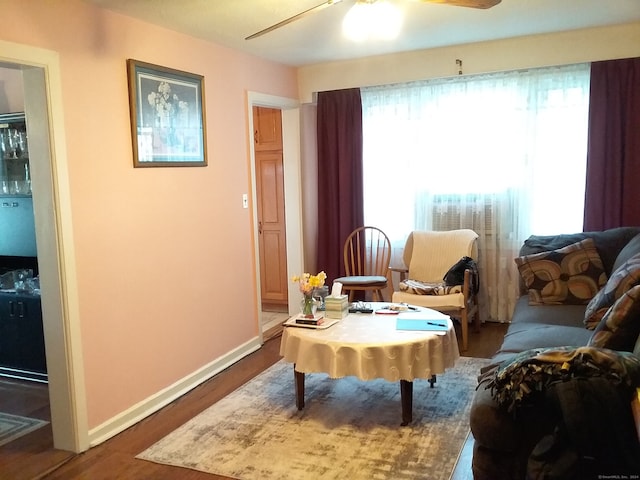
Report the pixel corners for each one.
[279,304,460,425]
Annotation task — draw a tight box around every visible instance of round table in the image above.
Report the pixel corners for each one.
[279,303,460,425]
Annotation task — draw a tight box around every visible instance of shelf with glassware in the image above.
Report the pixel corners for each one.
[0,112,31,197]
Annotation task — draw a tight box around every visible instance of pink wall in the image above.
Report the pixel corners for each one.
[2,1,297,428]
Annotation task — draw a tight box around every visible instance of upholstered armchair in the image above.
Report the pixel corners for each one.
[391,229,480,351]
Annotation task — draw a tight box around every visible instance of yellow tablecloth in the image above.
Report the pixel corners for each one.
[279,307,460,382]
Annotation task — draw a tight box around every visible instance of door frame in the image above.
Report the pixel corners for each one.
[1,40,88,452]
[247,92,303,339]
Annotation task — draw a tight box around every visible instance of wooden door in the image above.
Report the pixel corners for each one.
[253,107,288,309]
[253,106,282,152]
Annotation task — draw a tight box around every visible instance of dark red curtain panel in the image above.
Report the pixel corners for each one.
[584,57,640,231]
[316,88,364,284]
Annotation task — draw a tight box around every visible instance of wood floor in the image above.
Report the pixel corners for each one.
[0,320,508,480]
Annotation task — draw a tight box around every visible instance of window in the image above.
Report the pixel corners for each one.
[361,63,591,321]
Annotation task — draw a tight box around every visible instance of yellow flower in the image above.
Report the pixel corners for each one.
[292,271,326,295]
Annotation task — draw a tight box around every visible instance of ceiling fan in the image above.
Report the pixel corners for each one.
[245,0,501,40]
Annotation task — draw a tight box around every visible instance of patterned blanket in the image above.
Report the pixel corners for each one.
[399,279,462,296]
[480,346,640,413]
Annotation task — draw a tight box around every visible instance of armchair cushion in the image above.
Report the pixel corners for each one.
[398,279,462,296]
[392,290,465,310]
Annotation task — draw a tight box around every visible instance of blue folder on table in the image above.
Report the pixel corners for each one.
[396,312,449,332]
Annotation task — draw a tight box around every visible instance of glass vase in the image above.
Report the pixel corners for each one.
[300,294,318,317]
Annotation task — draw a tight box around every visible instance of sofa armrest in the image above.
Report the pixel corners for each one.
[471,376,560,480]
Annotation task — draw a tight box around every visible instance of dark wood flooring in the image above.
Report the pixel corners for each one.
[0,321,508,480]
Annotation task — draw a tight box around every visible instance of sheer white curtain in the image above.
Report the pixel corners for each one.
[361,63,591,322]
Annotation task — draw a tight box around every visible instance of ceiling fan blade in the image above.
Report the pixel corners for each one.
[420,0,501,9]
[245,0,343,40]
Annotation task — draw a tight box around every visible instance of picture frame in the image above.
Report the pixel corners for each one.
[127,59,207,167]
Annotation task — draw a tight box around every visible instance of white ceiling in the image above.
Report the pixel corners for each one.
[85,0,640,66]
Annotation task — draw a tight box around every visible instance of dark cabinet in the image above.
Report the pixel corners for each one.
[0,291,47,379]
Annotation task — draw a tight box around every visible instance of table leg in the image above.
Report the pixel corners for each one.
[294,369,305,410]
[400,379,413,426]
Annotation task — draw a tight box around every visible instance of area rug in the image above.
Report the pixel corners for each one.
[0,412,49,447]
[137,357,489,480]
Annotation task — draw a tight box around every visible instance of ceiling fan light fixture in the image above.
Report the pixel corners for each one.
[342,1,403,42]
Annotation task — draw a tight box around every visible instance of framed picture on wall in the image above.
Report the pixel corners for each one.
[127,59,207,167]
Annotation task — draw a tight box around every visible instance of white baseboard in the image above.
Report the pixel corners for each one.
[87,336,263,447]
[262,316,287,331]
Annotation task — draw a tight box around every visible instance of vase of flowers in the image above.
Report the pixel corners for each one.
[292,271,327,317]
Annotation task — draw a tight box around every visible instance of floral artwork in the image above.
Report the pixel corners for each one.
[147,82,190,129]
[127,60,207,167]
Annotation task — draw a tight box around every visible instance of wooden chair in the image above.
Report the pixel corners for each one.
[334,226,392,302]
[391,229,480,351]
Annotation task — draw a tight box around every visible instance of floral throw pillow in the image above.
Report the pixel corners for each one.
[588,285,640,352]
[515,238,608,305]
[584,253,640,329]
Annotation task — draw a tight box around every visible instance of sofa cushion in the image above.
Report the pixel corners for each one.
[515,238,607,305]
[520,227,640,275]
[584,253,640,329]
[588,285,640,352]
[496,323,592,357]
[510,296,587,328]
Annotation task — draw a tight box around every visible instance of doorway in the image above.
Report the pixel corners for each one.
[0,77,51,459]
[1,40,88,454]
[247,93,304,338]
[253,106,288,319]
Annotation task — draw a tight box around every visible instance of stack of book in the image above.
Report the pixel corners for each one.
[295,312,324,325]
[324,295,349,319]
